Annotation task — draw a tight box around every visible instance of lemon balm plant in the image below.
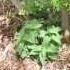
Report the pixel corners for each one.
[16,19,61,64]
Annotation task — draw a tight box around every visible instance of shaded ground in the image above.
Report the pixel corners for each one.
[0,1,70,70]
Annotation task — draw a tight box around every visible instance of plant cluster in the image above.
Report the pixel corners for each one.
[19,0,70,16]
[14,0,65,65]
[16,19,61,64]
[51,0,70,11]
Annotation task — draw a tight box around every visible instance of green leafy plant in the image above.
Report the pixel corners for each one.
[19,0,70,16]
[16,19,61,64]
[19,0,52,16]
[51,0,70,11]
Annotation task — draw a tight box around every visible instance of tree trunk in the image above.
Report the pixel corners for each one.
[61,9,70,31]
[61,9,70,44]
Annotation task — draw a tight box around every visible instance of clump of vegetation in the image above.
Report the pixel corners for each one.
[23,0,51,15]
[16,19,61,64]
[0,0,70,69]
[14,0,70,65]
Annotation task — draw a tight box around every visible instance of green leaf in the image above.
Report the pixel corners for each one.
[47,26,61,34]
[51,34,61,45]
[23,30,38,43]
[24,20,42,29]
[21,49,28,58]
[27,45,42,52]
[39,30,46,37]
[48,53,58,60]
[39,47,47,64]
[20,45,29,58]
[42,36,51,45]
[29,51,39,55]
[46,44,59,53]
[16,43,24,55]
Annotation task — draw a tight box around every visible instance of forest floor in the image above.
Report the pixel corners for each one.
[0,1,70,70]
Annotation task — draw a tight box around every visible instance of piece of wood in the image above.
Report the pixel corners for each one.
[61,9,70,44]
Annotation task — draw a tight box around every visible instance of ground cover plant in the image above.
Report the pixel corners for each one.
[0,0,70,70]
[16,19,61,65]
[15,0,66,65]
